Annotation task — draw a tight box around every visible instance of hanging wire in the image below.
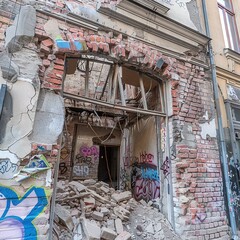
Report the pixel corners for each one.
[87,121,117,144]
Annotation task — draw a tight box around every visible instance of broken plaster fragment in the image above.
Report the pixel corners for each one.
[0,52,19,83]
[29,89,65,144]
[5,5,36,53]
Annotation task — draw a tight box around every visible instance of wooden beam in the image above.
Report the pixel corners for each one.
[111,64,119,104]
[118,67,126,106]
[139,73,148,110]
[63,91,166,117]
[100,66,113,100]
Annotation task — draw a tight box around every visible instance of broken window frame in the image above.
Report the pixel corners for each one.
[60,55,175,220]
[63,55,166,117]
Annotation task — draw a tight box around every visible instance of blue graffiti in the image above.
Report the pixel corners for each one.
[141,167,159,181]
[0,186,48,240]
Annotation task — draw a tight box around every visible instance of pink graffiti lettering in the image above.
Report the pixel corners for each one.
[139,151,154,163]
[80,146,99,157]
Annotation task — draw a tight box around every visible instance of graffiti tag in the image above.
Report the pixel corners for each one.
[0,186,48,240]
[131,163,160,202]
[73,165,89,177]
[80,146,99,158]
[0,160,18,175]
[160,156,170,178]
[139,151,154,163]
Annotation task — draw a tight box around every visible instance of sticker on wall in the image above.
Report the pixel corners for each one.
[14,154,50,182]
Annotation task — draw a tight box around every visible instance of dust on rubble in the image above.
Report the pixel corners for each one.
[53,179,181,240]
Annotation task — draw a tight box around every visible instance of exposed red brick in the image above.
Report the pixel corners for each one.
[40,43,51,54]
[42,38,54,48]
[43,59,51,67]
[54,58,64,65]
[54,64,64,71]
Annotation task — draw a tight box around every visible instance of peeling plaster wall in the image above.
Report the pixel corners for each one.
[29,89,65,144]
[0,4,64,239]
[0,48,41,158]
[0,1,230,239]
[157,0,201,31]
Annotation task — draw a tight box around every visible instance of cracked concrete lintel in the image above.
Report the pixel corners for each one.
[29,89,65,144]
[5,5,36,53]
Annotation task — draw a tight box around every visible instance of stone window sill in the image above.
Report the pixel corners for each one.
[224,48,240,64]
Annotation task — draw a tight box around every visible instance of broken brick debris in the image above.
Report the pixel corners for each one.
[53,180,181,240]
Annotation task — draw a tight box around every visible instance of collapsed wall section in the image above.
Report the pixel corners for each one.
[0,0,230,239]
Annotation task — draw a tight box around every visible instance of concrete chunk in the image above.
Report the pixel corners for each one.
[5,6,36,53]
[82,218,101,240]
[55,204,74,231]
[100,186,110,194]
[101,227,117,240]
[0,52,19,82]
[83,197,96,209]
[92,211,104,221]
[111,191,132,203]
[115,218,123,234]
[101,207,110,216]
[69,181,86,192]
[115,231,131,240]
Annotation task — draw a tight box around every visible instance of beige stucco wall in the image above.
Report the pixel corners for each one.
[205,0,240,128]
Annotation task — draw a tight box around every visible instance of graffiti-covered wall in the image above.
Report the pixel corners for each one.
[0,3,64,239]
[120,117,161,202]
[0,186,50,240]
[73,125,121,179]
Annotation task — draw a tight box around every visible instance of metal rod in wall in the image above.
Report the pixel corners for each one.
[69,124,78,181]
[202,0,238,239]
[48,57,68,240]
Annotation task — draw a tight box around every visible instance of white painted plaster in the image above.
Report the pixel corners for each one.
[0,48,41,159]
[0,150,20,179]
[29,90,65,144]
[199,111,217,139]
[157,0,197,30]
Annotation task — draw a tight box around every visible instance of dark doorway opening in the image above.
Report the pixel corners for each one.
[98,146,119,189]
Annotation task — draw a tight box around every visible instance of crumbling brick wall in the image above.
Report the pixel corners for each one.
[33,13,229,238]
[170,61,229,239]
[0,0,230,239]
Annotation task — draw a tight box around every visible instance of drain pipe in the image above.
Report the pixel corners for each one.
[201,1,238,239]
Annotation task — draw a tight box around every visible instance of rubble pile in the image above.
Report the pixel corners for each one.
[53,179,181,240]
